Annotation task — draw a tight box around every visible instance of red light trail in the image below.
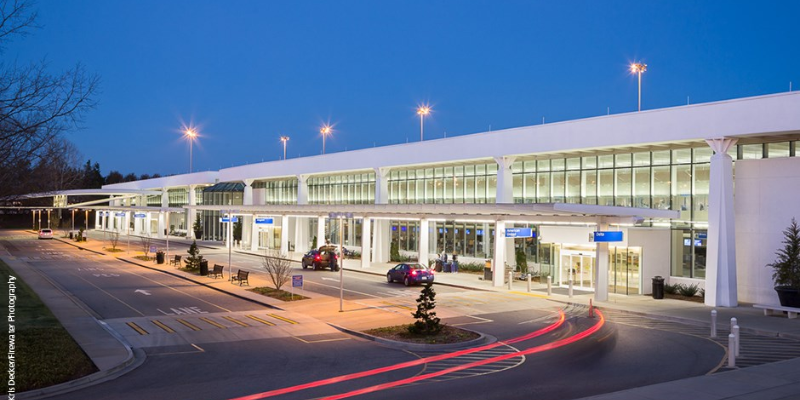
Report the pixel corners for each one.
[230,311,566,400]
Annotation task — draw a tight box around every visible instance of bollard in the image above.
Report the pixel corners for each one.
[711,310,717,338]
[547,276,552,296]
[568,278,574,298]
[527,273,532,292]
[733,325,740,357]
[589,299,594,318]
[728,333,736,367]
[508,271,513,290]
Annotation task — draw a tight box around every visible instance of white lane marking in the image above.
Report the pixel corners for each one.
[135,289,152,296]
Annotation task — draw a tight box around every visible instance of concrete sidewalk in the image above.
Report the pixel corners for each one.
[36,230,800,400]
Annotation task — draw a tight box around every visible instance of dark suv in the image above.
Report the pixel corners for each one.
[301,246,340,271]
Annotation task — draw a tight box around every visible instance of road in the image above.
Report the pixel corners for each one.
[0,231,728,400]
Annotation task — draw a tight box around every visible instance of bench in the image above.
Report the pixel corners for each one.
[209,264,224,279]
[231,270,250,286]
[753,304,799,319]
[169,255,182,267]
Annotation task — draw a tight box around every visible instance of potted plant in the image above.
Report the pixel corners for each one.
[193,215,203,240]
[767,218,800,307]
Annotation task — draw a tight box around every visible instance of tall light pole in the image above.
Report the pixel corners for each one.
[185,128,197,173]
[280,136,290,160]
[417,105,431,141]
[630,62,647,112]
[320,125,332,154]
[71,208,76,233]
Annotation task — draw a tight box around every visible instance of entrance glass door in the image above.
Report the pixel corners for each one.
[608,247,642,295]
[560,250,595,290]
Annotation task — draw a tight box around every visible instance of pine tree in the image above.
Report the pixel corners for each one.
[768,218,800,288]
[186,240,202,270]
[409,283,442,335]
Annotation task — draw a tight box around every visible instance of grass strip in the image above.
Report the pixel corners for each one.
[248,287,309,301]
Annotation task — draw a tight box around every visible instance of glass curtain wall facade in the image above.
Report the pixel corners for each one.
[255,178,298,204]
[388,162,498,204]
[308,172,375,204]
[200,183,244,241]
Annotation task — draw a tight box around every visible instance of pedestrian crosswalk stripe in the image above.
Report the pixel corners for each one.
[245,315,276,326]
[222,316,250,327]
[177,319,203,331]
[126,322,149,335]
[267,313,299,324]
[151,320,176,333]
[198,317,225,329]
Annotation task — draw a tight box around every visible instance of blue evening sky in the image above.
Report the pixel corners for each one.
[8,0,800,176]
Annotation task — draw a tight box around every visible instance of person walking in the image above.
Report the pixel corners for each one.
[452,254,459,273]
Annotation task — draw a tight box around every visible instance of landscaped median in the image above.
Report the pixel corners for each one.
[0,260,97,393]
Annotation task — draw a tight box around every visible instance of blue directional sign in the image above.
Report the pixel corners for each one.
[115,212,126,217]
[505,228,535,238]
[593,231,624,242]
[255,217,274,225]
[134,213,146,219]
[292,275,303,288]
[220,217,239,223]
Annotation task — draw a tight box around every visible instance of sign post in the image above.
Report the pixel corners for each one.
[292,275,303,300]
[329,212,353,312]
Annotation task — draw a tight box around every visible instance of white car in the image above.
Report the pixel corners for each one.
[37,229,53,240]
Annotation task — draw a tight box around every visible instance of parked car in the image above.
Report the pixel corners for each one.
[387,263,434,286]
[301,245,340,271]
[38,228,53,240]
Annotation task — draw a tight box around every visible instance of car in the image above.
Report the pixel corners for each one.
[301,245,340,271]
[387,263,435,286]
[38,228,53,240]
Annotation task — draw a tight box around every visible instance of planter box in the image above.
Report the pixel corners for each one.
[775,286,800,308]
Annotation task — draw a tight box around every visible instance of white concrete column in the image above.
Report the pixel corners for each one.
[594,219,610,302]
[317,216,326,248]
[361,217,372,269]
[280,215,289,256]
[157,190,168,238]
[187,185,197,239]
[492,220,507,287]
[242,179,254,250]
[293,217,309,253]
[297,175,308,205]
[250,214,259,252]
[124,212,131,235]
[494,156,516,204]
[705,138,739,307]
[145,213,152,237]
[373,167,391,263]
[419,218,429,268]
[95,210,100,230]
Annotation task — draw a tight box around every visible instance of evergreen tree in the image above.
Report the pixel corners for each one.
[409,283,442,335]
[768,218,800,288]
[186,240,202,270]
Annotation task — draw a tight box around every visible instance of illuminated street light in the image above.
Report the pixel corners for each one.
[320,125,332,154]
[280,136,290,160]
[630,62,647,112]
[185,128,198,173]
[417,105,431,141]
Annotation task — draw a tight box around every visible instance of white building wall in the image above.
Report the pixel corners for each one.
[735,157,800,305]
[628,228,671,295]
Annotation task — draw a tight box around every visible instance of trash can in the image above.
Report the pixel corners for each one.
[484,260,493,280]
[444,262,451,273]
[435,259,443,272]
[199,260,209,276]
[156,251,165,264]
[69,232,73,239]
[652,276,665,299]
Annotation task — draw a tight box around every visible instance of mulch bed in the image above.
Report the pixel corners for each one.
[365,324,480,345]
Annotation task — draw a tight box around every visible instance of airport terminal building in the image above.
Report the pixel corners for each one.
[84,92,800,308]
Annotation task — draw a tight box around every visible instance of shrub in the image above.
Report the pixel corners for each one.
[390,241,401,262]
[185,240,202,270]
[664,283,681,295]
[767,218,800,289]
[408,283,442,335]
[678,283,700,297]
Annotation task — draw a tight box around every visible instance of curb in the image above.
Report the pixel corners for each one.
[329,323,495,352]
[343,267,495,293]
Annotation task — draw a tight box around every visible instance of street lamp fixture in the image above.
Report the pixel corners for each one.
[280,136,290,160]
[417,105,431,141]
[185,128,198,173]
[630,62,647,112]
[320,125,332,154]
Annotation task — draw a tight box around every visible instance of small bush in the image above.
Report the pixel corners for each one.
[664,283,681,295]
[678,283,700,297]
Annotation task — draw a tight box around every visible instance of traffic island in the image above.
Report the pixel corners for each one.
[365,324,480,345]
[248,287,310,301]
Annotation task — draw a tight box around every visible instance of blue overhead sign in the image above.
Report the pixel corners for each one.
[115,212,126,217]
[134,213,146,219]
[593,231,624,242]
[255,217,274,225]
[505,228,535,238]
[220,217,239,223]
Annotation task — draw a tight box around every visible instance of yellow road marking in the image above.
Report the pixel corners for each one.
[126,322,149,335]
[294,336,350,344]
[267,313,298,324]
[151,320,176,333]
[245,315,275,326]
[509,291,549,299]
[177,319,203,331]
[222,316,250,327]
[198,317,226,329]
[380,301,413,311]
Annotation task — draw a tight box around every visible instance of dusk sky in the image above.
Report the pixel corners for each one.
[8,1,800,176]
